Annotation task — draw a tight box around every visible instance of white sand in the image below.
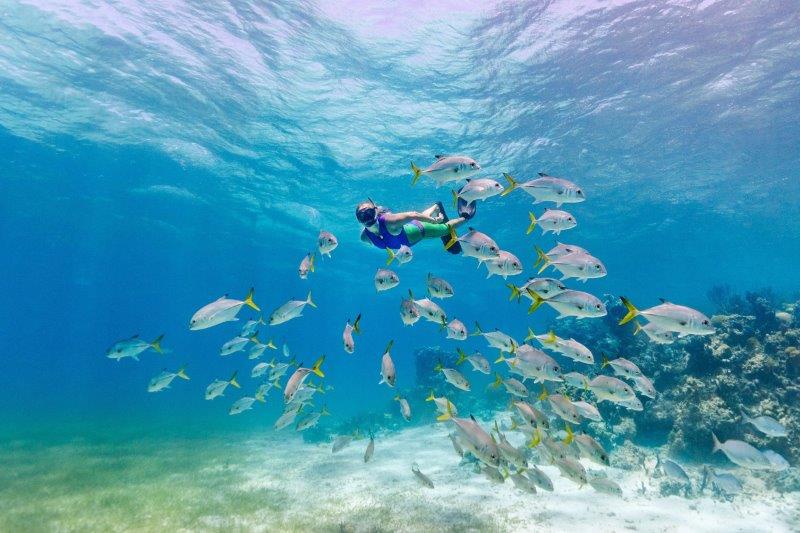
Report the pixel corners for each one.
[2,423,796,532]
[232,423,798,532]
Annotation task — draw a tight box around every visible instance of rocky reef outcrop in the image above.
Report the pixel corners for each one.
[550,288,800,472]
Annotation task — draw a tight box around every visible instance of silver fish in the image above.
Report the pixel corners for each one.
[492,373,529,398]
[251,362,270,378]
[589,375,637,404]
[283,356,325,403]
[106,334,163,361]
[411,292,446,323]
[269,291,316,325]
[395,395,412,421]
[529,329,594,365]
[572,401,603,422]
[205,372,241,400]
[635,321,676,344]
[375,268,400,292]
[473,322,516,352]
[740,407,787,437]
[536,248,606,282]
[298,252,315,279]
[450,415,501,467]
[317,230,338,257]
[527,209,577,235]
[220,335,253,356]
[602,355,643,379]
[573,433,610,466]
[342,314,362,354]
[528,289,607,319]
[411,463,434,488]
[445,318,468,341]
[386,244,413,266]
[712,433,772,470]
[411,154,481,186]
[455,228,500,261]
[589,477,622,496]
[332,433,356,453]
[147,367,189,392]
[762,450,790,471]
[229,395,263,415]
[502,172,585,207]
[364,436,375,463]
[620,297,714,336]
[483,250,523,279]
[526,465,554,491]
[296,406,330,431]
[555,457,587,486]
[507,277,567,302]
[400,291,421,325]
[427,273,454,298]
[189,288,259,330]
[379,340,396,387]
[456,348,490,374]
[633,374,657,398]
[455,178,504,204]
[436,363,471,391]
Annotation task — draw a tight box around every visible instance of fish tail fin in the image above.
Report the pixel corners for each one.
[394,394,401,401]
[545,330,557,345]
[258,316,266,325]
[353,313,362,335]
[491,372,503,389]
[244,287,260,311]
[311,355,325,378]
[618,296,638,325]
[451,189,458,208]
[309,252,315,273]
[266,339,277,350]
[437,400,454,422]
[439,316,447,331]
[444,225,459,250]
[255,392,267,403]
[633,321,643,336]
[384,339,394,354]
[563,424,574,445]
[538,385,549,401]
[150,334,164,354]
[229,371,241,389]
[526,289,545,314]
[528,428,541,448]
[494,353,506,364]
[177,366,190,380]
[411,161,422,184]
[250,333,260,345]
[426,390,435,402]
[472,321,483,335]
[500,173,517,196]
[535,246,551,273]
[321,405,330,416]
[601,353,610,369]
[385,248,395,266]
[526,212,537,235]
[305,291,317,308]
[455,348,467,366]
[433,361,443,372]
[510,418,519,431]
[711,432,722,454]
[524,327,536,343]
[507,283,521,302]
[739,406,751,424]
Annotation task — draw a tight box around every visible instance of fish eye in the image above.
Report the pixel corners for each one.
[702,320,709,325]
[577,189,582,194]
[595,304,601,309]
[568,217,574,222]
[117,349,122,353]
[470,162,477,168]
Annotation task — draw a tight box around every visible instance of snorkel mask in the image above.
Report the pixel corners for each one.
[356,198,381,227]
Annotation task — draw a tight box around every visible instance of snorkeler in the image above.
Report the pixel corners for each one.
[356,199,475,255]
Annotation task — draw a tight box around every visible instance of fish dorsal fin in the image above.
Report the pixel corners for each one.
[538,172,549,177]
[468,226,476,231]
[659,297,671,304]
[131,334,140,339]
[216,294,228,301]
[435,154,448,160]
[470,414,476,422]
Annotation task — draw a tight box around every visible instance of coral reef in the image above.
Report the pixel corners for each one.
[551,290,800,474]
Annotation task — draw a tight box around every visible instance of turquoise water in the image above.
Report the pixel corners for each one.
[1,1,799,531]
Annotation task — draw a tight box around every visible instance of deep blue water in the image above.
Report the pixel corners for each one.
[2,0,799,442]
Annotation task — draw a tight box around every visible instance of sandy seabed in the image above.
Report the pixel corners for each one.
[1,423,797,532]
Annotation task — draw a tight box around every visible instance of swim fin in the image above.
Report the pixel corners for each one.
[457,197,476,220]
[435,201,462,254]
